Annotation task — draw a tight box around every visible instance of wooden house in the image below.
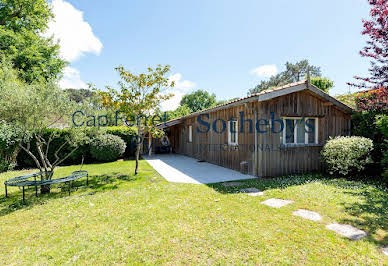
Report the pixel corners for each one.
[155,80,353,177]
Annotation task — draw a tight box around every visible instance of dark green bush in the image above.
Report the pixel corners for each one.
[17,128,95,168]
[352,111,385,175]
[0,121,23,172]
[376,115,388,182]
[90,134,126,162]
[321,136,373,176]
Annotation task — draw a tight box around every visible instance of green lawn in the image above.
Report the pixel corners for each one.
[0,160,387,264]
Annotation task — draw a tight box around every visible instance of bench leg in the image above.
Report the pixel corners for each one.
[22,186,25,204]
[5,184,7,198]
[68,181,71,196]
[86,174,89,186]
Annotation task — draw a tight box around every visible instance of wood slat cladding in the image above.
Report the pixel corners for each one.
[159,90,351,177]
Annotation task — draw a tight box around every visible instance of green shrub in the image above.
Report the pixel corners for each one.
[376,115,388,182]
[90,134,126,162]
[103,126,137,157]
[0,121,22,172]
[321,136,373,176]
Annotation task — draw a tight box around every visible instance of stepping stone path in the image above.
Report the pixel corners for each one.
[261,198,293,208]
[326,224,367,240]
[382,246,388,256]
[240,187,264,196]
[222,182,243,187]
[293,209,322,221]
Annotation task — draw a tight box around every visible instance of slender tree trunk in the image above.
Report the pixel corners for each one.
[135,120,141,175]
[148,135,152,156]
[135,142,140,175]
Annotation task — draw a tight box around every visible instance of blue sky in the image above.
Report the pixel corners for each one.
[48,0,371,110]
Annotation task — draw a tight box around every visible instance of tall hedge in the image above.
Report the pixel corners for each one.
[376,115,388,181]
[352,111,386,175]
[16,126,137,168]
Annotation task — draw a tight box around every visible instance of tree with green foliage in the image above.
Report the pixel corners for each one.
[0,60,87,192]
[335,92,358,109]
[65,88,119,126]
[165,105,191,120]
[0,0,66,82]
[180,89,217,113]
[310,77,334,93]
[250,60,328,94]
[284,60,321,82]
[0,0,53,32]
[97,65,174,175]
[65,88,95,103]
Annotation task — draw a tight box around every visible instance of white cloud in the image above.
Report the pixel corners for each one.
[160,73,196,111]
[168,73,196,91]
[45,0,102,89]
[45,0,103,61]
[59,67,87,89]
[250,65,278,78]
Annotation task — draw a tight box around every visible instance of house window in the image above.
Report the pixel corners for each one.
[228,120,238,145]
[188,125,192,142]
[282,117,318,145]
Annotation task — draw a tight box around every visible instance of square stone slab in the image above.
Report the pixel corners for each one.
[326,224,367,240]
[240,187,264,196]
[222,182,243,187]
[260,198,294,208]
[382,246,388,256]
[293,209,322,221]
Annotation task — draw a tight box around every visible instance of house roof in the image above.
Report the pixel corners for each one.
[160,80,354,128]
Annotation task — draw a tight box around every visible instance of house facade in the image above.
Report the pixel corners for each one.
[156,80,353,177]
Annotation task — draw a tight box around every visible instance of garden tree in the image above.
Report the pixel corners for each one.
[72,89,118,127]
[249,59,323,94]
[165,105,191,120]
[180,89,217,112]
[0,0,66,82]
[348,0,388,89]
[0,0,53,32]
[310,77,334,93]
[0,61,87,193]
[335,92,358,109]
[97,65,174,175]
[165,97,234,121]
[355,87,388,112]
[284,60,321,82]
[347,0,388,176]
[65,88,95,103]
[215,99,230,105]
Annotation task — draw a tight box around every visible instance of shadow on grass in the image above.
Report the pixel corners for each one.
[0,172,139,217]
[326,179,388,246]
[209,174,388,246]
[208,174,324,194]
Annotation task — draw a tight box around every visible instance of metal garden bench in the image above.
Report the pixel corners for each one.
[4,170,88,203]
